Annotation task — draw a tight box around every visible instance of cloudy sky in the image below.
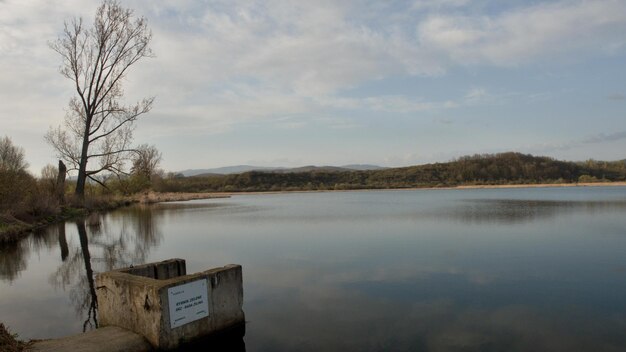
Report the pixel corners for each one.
[1,0,626,174]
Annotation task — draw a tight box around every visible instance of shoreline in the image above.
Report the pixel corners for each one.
[132,191,231,203]
[219,181,626,196]
[2,182,625,242]
[433,181,626,190]
[0,192,230,243]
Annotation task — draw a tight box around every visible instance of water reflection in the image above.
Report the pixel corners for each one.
[0,240,27,282]
[92,206,163,269]
[0,226,63,283]
[432,199,626,224]
[3,189,626,350]
[246,267,626,351]
[77,219,98,331]
[173,324,246,351]
[57,222,69,261]
[42,205,163,332]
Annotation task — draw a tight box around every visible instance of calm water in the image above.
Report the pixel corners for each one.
[2,187,626,351]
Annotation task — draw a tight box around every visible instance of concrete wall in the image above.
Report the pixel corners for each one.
[96,259,244,350]
[118,259,187,280]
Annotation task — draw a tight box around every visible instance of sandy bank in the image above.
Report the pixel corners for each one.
[221,182,626,196]
[132,191,231,203]
[449,182,626,190]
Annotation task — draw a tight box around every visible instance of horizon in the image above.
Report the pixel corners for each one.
[2,0,626,176]
[178,151,625,176]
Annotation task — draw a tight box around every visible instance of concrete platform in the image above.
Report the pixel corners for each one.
[31,326,152,352]
[96,260,244,350]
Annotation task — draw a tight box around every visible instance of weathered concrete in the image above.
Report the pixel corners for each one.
[96,259,244,350]
[31,326,152,352]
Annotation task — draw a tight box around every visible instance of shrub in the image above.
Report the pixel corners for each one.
[0,322,30,351]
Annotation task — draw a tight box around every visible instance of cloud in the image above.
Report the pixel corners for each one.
[412,0,471,11]
[522,130,626,157]
[140,1,443,97]
[581,131,626,144]
[608,93,626,101]
[417,0,626,66]
[464,87,491,103]
[3,0,626,172]
[316,95,457,113]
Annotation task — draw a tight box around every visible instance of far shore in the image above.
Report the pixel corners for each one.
[443,181,626,190]
[87,181,626,205]
[2,181,625,242]
[186,181,626,197]
[132,191,231,203]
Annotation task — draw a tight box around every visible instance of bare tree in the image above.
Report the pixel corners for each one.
[0,136,28,172]
[40,161,67,203]
[131,144,162,178]
[46,0,154,199]
[40,163,59,192]
[0,136,33,214]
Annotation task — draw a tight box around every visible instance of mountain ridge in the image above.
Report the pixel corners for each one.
[179,164,386,177]
[159,152,626,193]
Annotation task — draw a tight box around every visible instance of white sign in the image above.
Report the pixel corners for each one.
[168,279,210,329]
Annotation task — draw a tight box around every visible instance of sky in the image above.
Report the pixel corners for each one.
[1,0,626,175]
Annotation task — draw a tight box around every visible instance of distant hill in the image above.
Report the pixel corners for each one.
[160,153,626,193]
[180,165,284,176]
[179,164,386,176]
[341,164,387,171]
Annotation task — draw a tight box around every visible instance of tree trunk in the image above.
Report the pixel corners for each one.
[56,160,67,204]
[77,219,98,330]
[75,119,92,199]
[57,222,69,261]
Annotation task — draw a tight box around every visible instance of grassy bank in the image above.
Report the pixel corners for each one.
[0,323,30,352]
[131,191,229,204]
[0,192,228,243]
[0,196,132,244]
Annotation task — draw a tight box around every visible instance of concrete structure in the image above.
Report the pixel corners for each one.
[96,259,244,350]
[31,326,152,352]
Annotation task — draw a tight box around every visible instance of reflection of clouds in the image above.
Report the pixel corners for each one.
[162,195,626,227]
[0,226,64,283]
[423,304,626,352]
[154,201,257,214]
[246,266,626,351]
[430,199,626,225]
[93,205,165,270]
[45,207,166,333]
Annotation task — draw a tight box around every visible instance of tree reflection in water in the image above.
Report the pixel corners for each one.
[0,240,27,283]
[0,226,60,283]
[48,205,163,332]
[57,222,69,261]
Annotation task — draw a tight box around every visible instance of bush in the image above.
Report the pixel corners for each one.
[578,175,599,183]
[0,322,30,351]
[0,170,37,218]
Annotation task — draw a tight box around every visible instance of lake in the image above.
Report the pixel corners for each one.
[2,187,626,351]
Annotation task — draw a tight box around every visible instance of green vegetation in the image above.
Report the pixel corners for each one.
[155,152,626,193]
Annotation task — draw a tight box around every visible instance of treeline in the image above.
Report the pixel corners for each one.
[155,152,626,193]
[0,137,59,221]
[0,137,156,240]
[3,146,625,235]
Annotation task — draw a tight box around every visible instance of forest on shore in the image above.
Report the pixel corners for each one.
[158,152,626,193]
[3,150,626,241]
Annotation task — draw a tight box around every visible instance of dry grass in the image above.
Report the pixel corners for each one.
[132,191,230,204]
[0,323,30,352]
